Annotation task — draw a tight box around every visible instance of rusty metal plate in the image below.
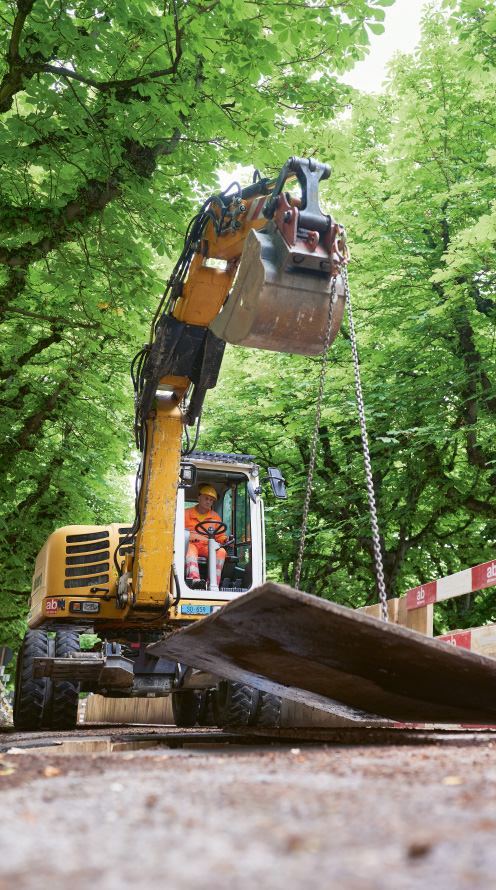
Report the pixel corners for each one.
[32,654,134,687]
[33,656,104,682]
[148,582,496,724]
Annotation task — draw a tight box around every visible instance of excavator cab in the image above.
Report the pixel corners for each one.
[183,475,251,592]
[173,451,267,615]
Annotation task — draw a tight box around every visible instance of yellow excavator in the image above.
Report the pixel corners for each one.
[14,157,348,731]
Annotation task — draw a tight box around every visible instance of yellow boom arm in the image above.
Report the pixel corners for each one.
[127,157,347,616]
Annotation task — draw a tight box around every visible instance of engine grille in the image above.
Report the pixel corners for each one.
[118,527,134,557]
[62,528,134,590]
[64,531,110,589]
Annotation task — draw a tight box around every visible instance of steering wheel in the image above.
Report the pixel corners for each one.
[194,520,227,538]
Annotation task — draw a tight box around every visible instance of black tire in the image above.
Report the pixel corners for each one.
[13,629,49,730]
[211,681,259,727]
[197,691,216,727]
[171,691,202,727]
[51,628,80,731]
[256,691,282,727]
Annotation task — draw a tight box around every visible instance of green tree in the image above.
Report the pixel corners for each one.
[202,5,496,633]
[0,0,384,649]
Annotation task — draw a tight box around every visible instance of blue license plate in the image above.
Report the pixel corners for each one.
[181,604,212,615]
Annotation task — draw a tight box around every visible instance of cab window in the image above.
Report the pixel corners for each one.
[235,480,251,563]
[185,473,249,549]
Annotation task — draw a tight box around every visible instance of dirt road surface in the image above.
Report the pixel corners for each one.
[1,725,496,890]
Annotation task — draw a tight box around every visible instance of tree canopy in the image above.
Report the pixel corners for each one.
[0,0,384,649]
[201,4,496,633]
[2,0,496,649]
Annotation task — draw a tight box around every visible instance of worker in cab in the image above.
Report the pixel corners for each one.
[185,485,228,588]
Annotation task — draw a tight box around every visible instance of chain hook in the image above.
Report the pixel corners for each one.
[331,223,350,274]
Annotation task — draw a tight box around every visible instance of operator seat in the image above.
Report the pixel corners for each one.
[183,526,220,587]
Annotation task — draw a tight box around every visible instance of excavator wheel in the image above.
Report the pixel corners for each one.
[211,681,259,727]
[255,691,282,728]
[171,691,202,727]
[212,682,282,728]
[197,690,216,727]
[50,629,81,731]
[13,629,50,730]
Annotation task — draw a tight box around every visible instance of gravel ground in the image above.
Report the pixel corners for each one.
[0,729,495,890]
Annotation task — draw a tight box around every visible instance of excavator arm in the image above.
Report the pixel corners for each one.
[136,156,347,429]
[123,157,347,616]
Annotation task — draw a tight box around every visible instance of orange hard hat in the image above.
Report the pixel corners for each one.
[199,484,217,499]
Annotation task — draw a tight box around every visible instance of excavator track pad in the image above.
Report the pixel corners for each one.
[148,582,496,724]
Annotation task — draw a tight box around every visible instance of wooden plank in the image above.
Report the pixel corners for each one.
[84,694,174,725]
[398,596,433,635]
[436,624,496,660]
[358,598,433,636]
[148,582,496,724]
[471,625,496,659]
[358,600,399,623]
[279,699,387,729]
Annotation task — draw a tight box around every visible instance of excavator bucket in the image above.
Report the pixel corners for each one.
[209,227,346,357]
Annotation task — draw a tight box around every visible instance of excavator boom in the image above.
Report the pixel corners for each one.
[134,156,347,431]
[128,157,347,614]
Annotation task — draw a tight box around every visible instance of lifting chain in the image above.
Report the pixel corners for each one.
[294,263,389,623]
[294,276,336,592]
[342,264,388,622]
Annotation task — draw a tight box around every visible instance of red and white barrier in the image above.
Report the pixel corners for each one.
[405,558,496,611]
[437,630,472,649]
[435,624,496,656]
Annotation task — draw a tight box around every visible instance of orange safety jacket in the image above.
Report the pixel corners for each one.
[185,506,228,544]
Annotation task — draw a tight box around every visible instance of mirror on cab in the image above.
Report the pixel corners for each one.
[267,467,287,499]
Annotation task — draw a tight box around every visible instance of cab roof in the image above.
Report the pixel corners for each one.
[184,450,257,466]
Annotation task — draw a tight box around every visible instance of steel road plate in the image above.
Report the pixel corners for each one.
[148,582,496,724]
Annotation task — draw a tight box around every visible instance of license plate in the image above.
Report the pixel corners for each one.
[181,604,212,615]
